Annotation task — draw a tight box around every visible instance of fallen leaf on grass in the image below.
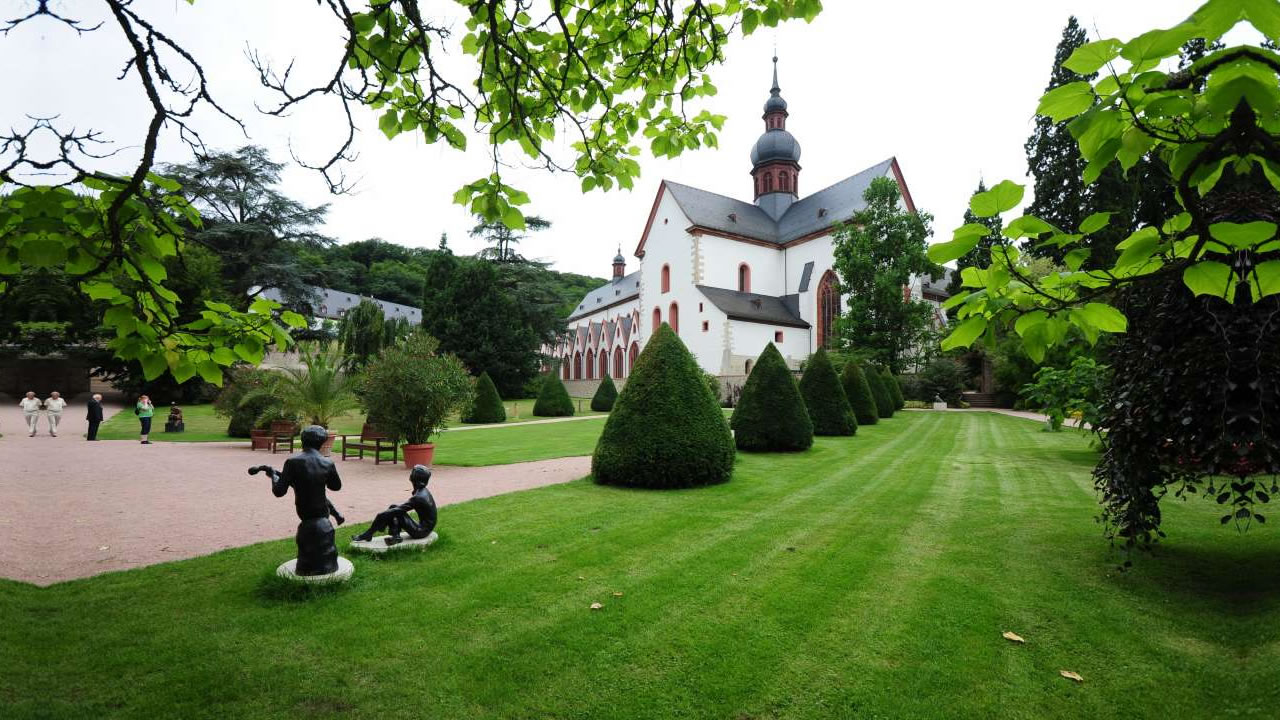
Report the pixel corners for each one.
[589,602,603,610]
[612,592,624,597]
[577,576,586,580]
[1002,631,1025,644]
[1060,670,1083,683]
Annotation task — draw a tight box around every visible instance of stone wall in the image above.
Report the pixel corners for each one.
[0,359,92,398]
[563,378,628,400]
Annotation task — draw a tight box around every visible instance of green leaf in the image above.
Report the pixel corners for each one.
[1014,311,1048,338]
[171,359,198,384]
[196,360,224,386]
[82,282,122,301]
[1183,261,1234,298]
[1036,81,1095,122]
[969,180,1024,217]
[1255,260,1280,298]
[1209,221,1277,250]
[502,205,525,230]
[1079,212,1112,235]
[941,316,987,351]
[1076,302,1128,333]
[280,310,308,329]
[210,347,237,366]
[1003,216,1054,239]
[140,353,168,381]
[1064,248,1091,271]
[378,110,400,140]
[1064,39,1123,75]
[928,226,985,264]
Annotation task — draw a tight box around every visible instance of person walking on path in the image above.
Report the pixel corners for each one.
[86,393,104,441]
[44,391,66,437]
[19,392,42,437]
[136,395,155,444]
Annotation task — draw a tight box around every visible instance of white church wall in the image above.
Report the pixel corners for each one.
[680,300,729,374]
[697,236,785,295]
[728,321,811,372]
[781,233,837,353]
[638,188,697,343]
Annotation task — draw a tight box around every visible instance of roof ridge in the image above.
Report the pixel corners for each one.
[791,157,895,204]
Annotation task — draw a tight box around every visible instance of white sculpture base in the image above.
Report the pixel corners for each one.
[276,556,354,584]
[350,531,439,554]
[932,402,948,410]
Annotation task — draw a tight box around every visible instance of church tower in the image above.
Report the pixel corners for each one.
[750,56,801,220]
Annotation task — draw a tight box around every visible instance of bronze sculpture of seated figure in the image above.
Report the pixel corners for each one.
[352,464,438,546]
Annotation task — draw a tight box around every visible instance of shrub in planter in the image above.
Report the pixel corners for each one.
[731,343,813,451]
[864,364,895,418]
[357,332,474,464]
[593,323,734,488]
[533,371,575,417]
[590,375,618,412]
[798,347,856,436]
[463,371,507,424]
[840,361,879,426]
[884,368,906,410]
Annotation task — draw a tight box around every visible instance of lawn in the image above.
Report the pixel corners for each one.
[4,411,1277,718]
[94,400,606,443]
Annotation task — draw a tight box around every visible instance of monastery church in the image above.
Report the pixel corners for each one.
[550,58,948,383]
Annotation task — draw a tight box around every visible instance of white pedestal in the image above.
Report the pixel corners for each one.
[350,531,438,554]
[932,402,948,410]
[276,556,354,584]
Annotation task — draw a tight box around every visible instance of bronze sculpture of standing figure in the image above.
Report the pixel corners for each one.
[249,426,344,575]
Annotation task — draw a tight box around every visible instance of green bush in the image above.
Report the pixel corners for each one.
[592,323,734,488]
[464,371,507,423]
[533,371,575,417]
[590,375,618,412]
[864,365,895,419]
[898,374,924,402]
[214,366,284,437]
[798,347,856,436]
[730,343,814,451]
[839,361,879,426]
[884,368,905,410]
[920,359,967,407]
[358,332,474,444]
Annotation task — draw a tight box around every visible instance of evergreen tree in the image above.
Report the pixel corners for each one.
[592,324,734,488]
[946,180,1004,297]
[463,371,507,424]
[533,371,575,417]
[730,343,814,451]
[863,363,895,419]
[883,367,905,410]
[590,375,618,412]
[840,361,879,426]
[798,348,856,436]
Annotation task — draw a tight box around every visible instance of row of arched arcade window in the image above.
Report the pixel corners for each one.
[563,342,642,381]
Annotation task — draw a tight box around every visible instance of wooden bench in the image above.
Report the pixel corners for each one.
[249,428,274,451]
[269,421,298,454]
[339,424,398,465]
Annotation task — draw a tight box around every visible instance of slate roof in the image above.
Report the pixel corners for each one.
[568,270,641,321]
[257,285,422,324]
[663,158,897,245]
[696,285,810,328]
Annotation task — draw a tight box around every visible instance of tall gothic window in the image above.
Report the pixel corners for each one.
[738,263,751,293]
[669,302,680,334]
[652,307,661,331]
[817,270,839,349]
[661,264,671,293]
[779,170,789,192]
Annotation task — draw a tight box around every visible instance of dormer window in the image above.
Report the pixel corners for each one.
[728,213,737,223]
[818,207,828,218]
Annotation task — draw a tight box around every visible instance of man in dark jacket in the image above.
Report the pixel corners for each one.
[86,393,104,441]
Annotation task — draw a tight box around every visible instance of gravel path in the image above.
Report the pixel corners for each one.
[0,396,590,586]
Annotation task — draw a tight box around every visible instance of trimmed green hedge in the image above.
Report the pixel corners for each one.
[840,361,879,426]
[592,323,734,488]
[798,347,856,436]
[730,343,814,451]
[463,371,507,424]
[864,365,895,419]
[885,368,905,410]
[590,375,618,412]
[533,372,575,417]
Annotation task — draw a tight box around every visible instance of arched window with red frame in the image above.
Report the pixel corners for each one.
[817,270,839,349]
[585,349,595,379]
[669,302,679,334]
[614,350,624,378]
[600,349,610,378]
[629,342,640,373]
[574,352,583,380]
[780,170,790,193]
[661,264,671,293]
[738,263,751,293]
[652,307,661,332]
[562,356,571,380]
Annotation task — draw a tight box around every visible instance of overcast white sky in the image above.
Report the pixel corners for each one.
[6,1,1204,279]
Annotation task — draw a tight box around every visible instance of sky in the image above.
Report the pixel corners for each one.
[5,0,1206,280]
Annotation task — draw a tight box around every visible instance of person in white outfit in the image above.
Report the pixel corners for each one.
[44,391,67,437]
[19,391,42,437]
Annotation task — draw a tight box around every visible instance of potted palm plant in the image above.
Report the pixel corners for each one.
[357,332,473,467]
[242,342,358,456]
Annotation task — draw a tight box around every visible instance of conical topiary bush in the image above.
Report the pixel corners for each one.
[730,343,814,451]
[864,364,895,419]
[798,347,856,436]
[886,369,906,410]
[841,361,879,426]
[592,323,734,488]
[590,375,618,412]
[463,371,506,424]
[533,371,575,417]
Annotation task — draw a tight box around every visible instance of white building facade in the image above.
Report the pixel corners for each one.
[550,59,945,382]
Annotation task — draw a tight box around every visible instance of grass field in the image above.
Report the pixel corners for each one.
[95,400,606,443]
[4,411,1277,718]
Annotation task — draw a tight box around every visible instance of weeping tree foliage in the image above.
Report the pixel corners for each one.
[0,1,821,383]
[591,375,618,412]
[592,324,734,488]
[930,0,1280,547]
[840,361,879,426]
[463,371,507,424]
[798,347,856,436]
[338,299,385,370]
[730,343,813,451]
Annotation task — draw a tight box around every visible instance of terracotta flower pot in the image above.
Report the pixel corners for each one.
[318,429,336,457]
[402,442,435,468]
